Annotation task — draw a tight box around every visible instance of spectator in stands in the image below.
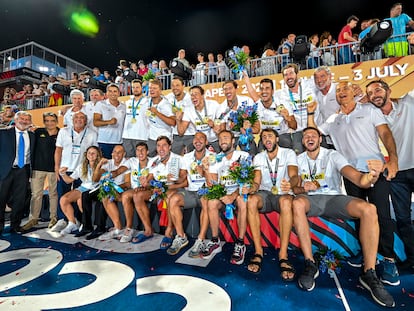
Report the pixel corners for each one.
[258,42,277,75]
[93,145,130,241]
[337,15,359,64]
[103,70,114,83]
[292,126,395,308]
[47,75,63,106]
[192,52,207,86]
[216,53,228,82]
[307,34,321,69]
[278,34,296,69]
[307,81,400,287]
[57,145,102,236]
[122,79,150,158]
[137,60,149,76]
[32,83,46,108]
[22,112,60,231]
[408,32,414,54]
[57,72,81,90]
[173,49,191,69]
[206,52,217,83]
[2,87,12,104]
[0,105,16,126]
[384,3,414,57]
[158,59,171,90]
[145,79,176,157]
[92,67,106,82]
[366,79,414,273]
[319,37,336,66]
[359,18,382,61]
[246,128,298,279]
[93,83,126,159]
[150,60,160,75]
[166,76,193,155]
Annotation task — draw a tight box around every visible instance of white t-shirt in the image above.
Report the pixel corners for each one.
[274,79,321,132]
[165,92,193,136]
[63,106,87,128]
[314,82,340,123]
[83,101,98,132]
[94,99,126,144]
[218,95,255,137]
[253,148,298,192]
[209,150,250,195]
[297,147,349,195]
[256,100,293,135]
[384,91,414,171]
[148,153,182,183]
[182,99,222,142]
[319,103,387,172]
[123,156,153,189]
[101,158,128,186]
[70,164,97,190]
[147,97,174,140]
[122,95,150,140]
[182,149,215,191]
[55,127,98,171]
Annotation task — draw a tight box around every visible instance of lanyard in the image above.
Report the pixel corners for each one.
[194,102,208,123]
[219,100,236,120]
[131,96,143,119]
[288,82,303,111]
[71,128,87,145]
[266,154,279,186]
[307,157,317,180]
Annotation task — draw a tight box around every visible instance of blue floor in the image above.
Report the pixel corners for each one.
[0,227,413,311]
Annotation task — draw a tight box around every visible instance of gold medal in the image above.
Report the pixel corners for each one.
[271,186,278,195]
[131,118,137,124]
[276,105,285,113]
[214,119,221,126]
[203,116,209,124]
[141,168,149,177]
[145,110,152,117]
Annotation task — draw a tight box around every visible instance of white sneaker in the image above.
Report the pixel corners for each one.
[98,228,123,241]
[60,221,79,235]
[120,228,134,243]
[188,238,206,258]
[51,219,67,232]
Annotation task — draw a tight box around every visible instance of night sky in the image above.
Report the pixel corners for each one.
[1,0,413,73]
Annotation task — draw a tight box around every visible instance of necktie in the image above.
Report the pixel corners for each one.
[18,132,25,168]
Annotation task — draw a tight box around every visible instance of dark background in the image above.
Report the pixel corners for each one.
[1,0,413,73]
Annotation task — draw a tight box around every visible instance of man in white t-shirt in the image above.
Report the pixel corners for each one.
[165,132,215,256]
[93,83,126,159]
[122,79,150,157]
[63,89,87,128]
[145,79,176,157]
[165,76,193,155]
[177,85,222,152]
[201,130,250,265]
[245,128,298,279]
[84,88,105,133]
[292,126,394,308]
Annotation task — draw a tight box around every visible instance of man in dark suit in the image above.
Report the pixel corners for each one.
[0,111,35,234]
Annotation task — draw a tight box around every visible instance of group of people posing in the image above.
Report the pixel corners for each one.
[1,62,413,309]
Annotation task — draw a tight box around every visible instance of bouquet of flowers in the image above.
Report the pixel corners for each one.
[225,46,249,79]
[97,172,124,202]
[149,179,169,226]
[227,155,256,202]
[228,102,259,140]
[198,181,235,220]
[314,247,344,274]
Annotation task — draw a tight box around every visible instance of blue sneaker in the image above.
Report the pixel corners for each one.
[380,258,400,286]
[347,252,363,268]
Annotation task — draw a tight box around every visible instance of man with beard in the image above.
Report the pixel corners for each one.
[292,126,395,308]
[201,130,250,265]
[122,79,150,158]
[366,79,414,272]
[245,128,298,279]
[243,72,297,152]
[274,63,322,154]
[307,81,400,286]
[176,85,222,152]
[217,80,260,156]
[130,136,186,244]
[0,111,35,234]
[165,132,215,256]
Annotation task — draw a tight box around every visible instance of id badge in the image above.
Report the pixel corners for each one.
[72,144,81,155]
